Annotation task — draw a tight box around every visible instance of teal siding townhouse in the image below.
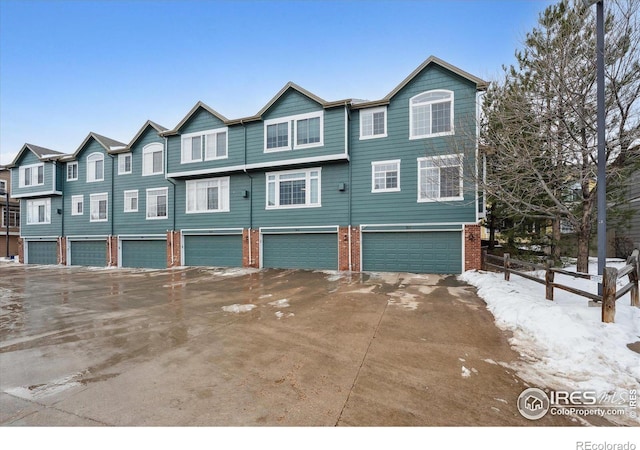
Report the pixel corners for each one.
[9,56,487,274]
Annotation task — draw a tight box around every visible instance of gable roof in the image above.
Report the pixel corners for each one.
[108,120,168,153]
[252,81,351,119]
[7,143,65,168]
[161,101,229,136]
[351,55,488,109]
[69,132,127,159]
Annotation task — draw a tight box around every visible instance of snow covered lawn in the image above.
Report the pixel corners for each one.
[460,258,640,425]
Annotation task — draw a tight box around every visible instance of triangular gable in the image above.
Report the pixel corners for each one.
[255,82,328,118]
[162,101,229,136]
[351,56,488,109]
[7,143,64,168]
[123,120,168,151]
[70,132,127,159]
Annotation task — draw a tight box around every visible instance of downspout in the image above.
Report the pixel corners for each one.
[164,136,178,266]
[57,161,65,264]
[107,152,115,266]
[345,103,353,271]
[241,120,254,266]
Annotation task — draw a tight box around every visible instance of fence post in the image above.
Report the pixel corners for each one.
[545,268,554,301]
[481,248,487,271]
[602,266,618,323]
[628,250,639,308]
[504,253,510,281]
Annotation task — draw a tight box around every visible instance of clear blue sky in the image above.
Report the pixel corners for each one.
[0,0,555,165]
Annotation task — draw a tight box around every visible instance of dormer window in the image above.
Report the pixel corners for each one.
[86,153,104,182]
[409,90,454,139]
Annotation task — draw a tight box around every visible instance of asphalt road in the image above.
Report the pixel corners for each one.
[0,263,580,426]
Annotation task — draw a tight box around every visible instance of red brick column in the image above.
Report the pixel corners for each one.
[167,231,181,267]
[338,226,350,271]
[18,238,24,264]
[243,229,260,268]
[350,226,361,272]
[464,224,482,271]
[108,236,118,267]
[57,237,67,265]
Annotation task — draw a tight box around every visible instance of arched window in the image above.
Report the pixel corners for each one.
[409,90,454,139]
[86,153,104,182]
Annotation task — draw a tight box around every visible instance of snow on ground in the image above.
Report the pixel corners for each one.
[460,258,640,424]
[221,304,256,313]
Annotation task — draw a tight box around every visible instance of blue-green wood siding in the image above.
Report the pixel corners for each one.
[113,127,173,235]
[63,139,113,236]
[10,152,59,197]
[20,197,63,237]
[350,64,478,226]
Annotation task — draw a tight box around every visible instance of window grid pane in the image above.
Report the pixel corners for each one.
[372,112,385,135]
[431,102,451,134]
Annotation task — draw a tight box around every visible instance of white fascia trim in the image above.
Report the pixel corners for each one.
[67,235,109,240]
[11,190,62,198]
[259,225,339,233]
[166,153,349,178]
[118,234,166,239]
[181,228,244,234]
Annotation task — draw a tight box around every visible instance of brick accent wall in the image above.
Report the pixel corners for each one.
[58,237,67,265]
[108,236,118,267]
[18,237,23,264]
[350,226,361,272]
[243,229,260,268]
[167,231,181,267]
[464,224,482,271]
[338,226,350,271]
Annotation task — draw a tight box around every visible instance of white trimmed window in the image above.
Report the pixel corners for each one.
[360,107,387,139]
[67,162,78,181]
[20,164,44,187]
[410,90,454,139]
[142,143,163,176]
[266,168,321,209]
[90,193,108,222]
[124,190,138,213]
[372,160,400,192]
[186,177,229,213]
[86,153,104,182]
[418,155,463,202]
[146,188,168,219]
[181,128,228,163]
[71,195,83,216]
[118,153,132,175]
[1,208,19,228]
[26,198,50,224]
[264,112,323,152]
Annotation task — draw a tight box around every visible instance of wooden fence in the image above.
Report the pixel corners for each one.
[482,249,639,323]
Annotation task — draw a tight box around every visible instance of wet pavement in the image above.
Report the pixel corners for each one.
[0,263,579,426]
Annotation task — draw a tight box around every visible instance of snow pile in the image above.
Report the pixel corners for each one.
[268,298,290,308]
[221,304,256,313]
[460,259,640,414]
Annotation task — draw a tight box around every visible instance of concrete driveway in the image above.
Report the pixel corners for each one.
[0,264,576,426]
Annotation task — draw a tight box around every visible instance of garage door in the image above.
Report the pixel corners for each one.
[183,235,242,267]
[262,233,337,270]
[26,241,57,265]
[70,240,106,267]
[362,231,462,274]
[121,239,166,269]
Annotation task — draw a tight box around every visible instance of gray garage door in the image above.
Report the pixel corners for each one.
[262,233,337,270]
[70,240,106,267]
[121,239,167,269]
[183,234,242,267]
[26,241,57,265]
[362,231,462,274]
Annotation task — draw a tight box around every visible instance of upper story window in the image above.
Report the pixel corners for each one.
[118,153,132,175]
[360,107,387,140]
[181,128,228,163]
[146,188,168,219]
[124,190,138,213]
[71,195,83,216]
[371,160,400,193]
[20,164,44,187]
[142,143,163,176]
[266,168,321,209]
[0,180,6,192]
[86,153,104,182]
[186,177,230,213]
[26,198,50,224]
[264,112,323,152]
[67,162,78,181]
[418,155,463,202]
[90,193,108,222]
[410,90,454,139]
